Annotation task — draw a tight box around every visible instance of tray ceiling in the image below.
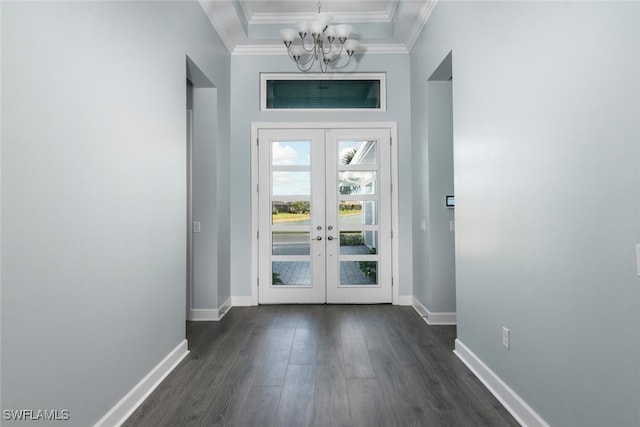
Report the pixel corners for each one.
[199,0,437,54]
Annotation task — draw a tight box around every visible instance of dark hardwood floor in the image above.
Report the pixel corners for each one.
[123,305,519,426]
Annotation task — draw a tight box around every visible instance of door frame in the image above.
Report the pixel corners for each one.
[250,122,400,305]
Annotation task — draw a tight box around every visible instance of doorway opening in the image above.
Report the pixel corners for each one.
[426,51,456,319]
[186,57,217,320]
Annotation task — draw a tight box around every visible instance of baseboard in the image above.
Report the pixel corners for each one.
[454,339,550,427]
[218,297,232,319]
[412,296,456,325]
[94,340,189,427]
[190,297,232,321]
[231,296,254,306]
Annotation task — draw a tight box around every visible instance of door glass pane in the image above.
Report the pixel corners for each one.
[272,231,310,255]
[339,140,378,166]
[340,261,378,285]
[338,171,377,195]
[273,172,310,196]
[272,141,310,166]
[339,231,378,255]
[272,201,311,226]
[272,261,311,286]
[339,201,377,227]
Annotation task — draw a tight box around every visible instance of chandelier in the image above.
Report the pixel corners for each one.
[280,1,360,73]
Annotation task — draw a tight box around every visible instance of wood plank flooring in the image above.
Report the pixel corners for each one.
[123,305,518,427]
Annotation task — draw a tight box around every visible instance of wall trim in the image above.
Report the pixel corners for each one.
[190,297,232,321]
[94,340,189,427]
[412,296,456,325]
[454,339,550,427]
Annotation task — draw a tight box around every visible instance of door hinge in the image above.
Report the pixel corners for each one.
[257,277,259,287]
[257,231,259,239]
[390,137,392,145]
[257,184,259,193]
[390,183,393,193]
[391,230,393,239]
[257,138,259,145]
[392,277,394,287]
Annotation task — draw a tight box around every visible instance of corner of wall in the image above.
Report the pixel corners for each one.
[412,296,456,325]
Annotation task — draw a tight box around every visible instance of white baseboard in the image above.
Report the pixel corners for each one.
[231,296,254,306]
[94,340,189,427]
[394,295,413,306]
[412,296,456,325]
[454,339,550,427]
[190,297,232,321]
[218,297,232,319]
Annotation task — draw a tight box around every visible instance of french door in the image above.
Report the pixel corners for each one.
[258,128,392,304]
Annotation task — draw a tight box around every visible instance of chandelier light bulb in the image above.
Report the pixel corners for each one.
[318,13,332,28]
[335,24,352,41]
[280,29,297,44]
[325,25,336,41]
[323,51,334,64]
[344,39,360,55]
[290,45,303,62]
[296,21,308,38]
[309,20,324,37]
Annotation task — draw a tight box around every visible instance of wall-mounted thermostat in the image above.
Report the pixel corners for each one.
[445,195,455,208]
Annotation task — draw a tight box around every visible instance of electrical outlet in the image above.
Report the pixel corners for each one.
[502,327,510,349]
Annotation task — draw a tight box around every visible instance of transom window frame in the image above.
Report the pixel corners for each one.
[260,72,387,112]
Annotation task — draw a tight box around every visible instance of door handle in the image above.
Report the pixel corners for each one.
[314,236,323,241]
[327,236,334,241]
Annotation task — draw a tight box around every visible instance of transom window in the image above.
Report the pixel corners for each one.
[260,73,386,111]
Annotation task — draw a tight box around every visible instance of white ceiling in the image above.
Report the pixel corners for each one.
[199,0,437,54]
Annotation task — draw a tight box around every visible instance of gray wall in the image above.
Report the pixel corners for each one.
[411,1,640,426]
[229,53,413,299]
[1,2,230,426]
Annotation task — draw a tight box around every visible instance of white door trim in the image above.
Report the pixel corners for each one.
[250,121,400,305]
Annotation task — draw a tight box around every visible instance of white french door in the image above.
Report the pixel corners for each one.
[258,128,392,304]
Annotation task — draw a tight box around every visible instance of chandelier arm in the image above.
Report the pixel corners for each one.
[300,37,315,53]
[296,50,317,66]
[297,55,317,72]
[328,53,353,70]
[321,39,333,56]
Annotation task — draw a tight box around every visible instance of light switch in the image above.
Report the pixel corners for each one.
[193,222,201,233]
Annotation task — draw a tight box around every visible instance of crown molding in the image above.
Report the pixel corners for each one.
[405,0,438,51]
[199,0,243,53]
